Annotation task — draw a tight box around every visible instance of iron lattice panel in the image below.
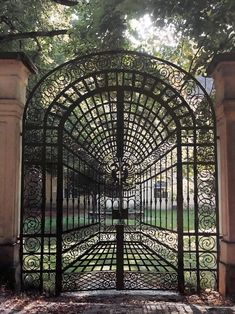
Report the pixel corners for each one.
[124,272,178,290]
[62,240,178,291]
[63,271,116,291]
[21,51,218,294]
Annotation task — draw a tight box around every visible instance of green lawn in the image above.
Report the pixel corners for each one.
[142,208,196,231]
[25,209,203,233]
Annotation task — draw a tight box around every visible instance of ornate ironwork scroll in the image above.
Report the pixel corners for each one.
[21,51,218,294]
[124,271,178,290]
[63,271,116,291]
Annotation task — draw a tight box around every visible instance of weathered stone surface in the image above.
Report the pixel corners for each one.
[0,53,35,288]
[209,53,235,299]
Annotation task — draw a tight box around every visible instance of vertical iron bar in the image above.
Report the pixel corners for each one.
[83,185,86,226]
[88,185,91,224]
[104,182,107,226]
[215,128,220,290]
[140,177,143,228]
[171,150,174,230]
[39,125,47,292]
[160,157,162,227]
[165,156,168,228]
[150,169,153,226]
[154,163,157,227]
[193,128,200,292]
[186,133,192,275]
[98,180,101,236]
[143,174,145,223]
[55,128,63,296]
[177,131,184,293]
[146,172,149,224]
[115,87,125,288]
[116,224,124,290]
[72,155,75,229]
[77,160,80,228]
[40,146,46,292]
[66,154,69,231]
[116,88,124,161]
[19,130,25,290]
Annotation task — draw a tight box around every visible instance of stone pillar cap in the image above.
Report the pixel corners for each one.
[207,52,235,76]
[0,52,37,74]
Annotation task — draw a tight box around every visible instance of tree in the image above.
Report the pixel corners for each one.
[87,0,235,74]
[123,0,235,74]
[0,0,234,76]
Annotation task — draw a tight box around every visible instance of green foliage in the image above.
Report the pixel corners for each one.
[0,0,235,76]
[118,0,235,73]
[0,0,72,70]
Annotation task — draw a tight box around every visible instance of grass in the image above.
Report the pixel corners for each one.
[25,208,210,233]
[142,208,196,231]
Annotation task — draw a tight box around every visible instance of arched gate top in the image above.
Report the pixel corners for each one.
[24,50,215,175]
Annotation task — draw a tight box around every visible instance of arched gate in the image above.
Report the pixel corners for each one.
[21,51,218,295]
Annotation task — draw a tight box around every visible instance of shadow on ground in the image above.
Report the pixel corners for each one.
[0,289,234,313]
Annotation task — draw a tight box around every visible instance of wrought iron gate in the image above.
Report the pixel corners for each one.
[21,51,218,295]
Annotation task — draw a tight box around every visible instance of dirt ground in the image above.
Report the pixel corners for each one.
[0,287,234,314]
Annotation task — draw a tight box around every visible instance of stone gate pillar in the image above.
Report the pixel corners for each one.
[0,53,36,287]
[208,53,235,299]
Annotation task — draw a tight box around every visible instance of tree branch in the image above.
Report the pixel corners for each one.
[52,0,78,6]
[0,15,16,31]
[0,29,69,43]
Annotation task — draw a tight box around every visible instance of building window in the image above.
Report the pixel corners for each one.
[154,181,168,198]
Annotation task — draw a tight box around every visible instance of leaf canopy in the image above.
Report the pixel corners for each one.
[1,0,234,75]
